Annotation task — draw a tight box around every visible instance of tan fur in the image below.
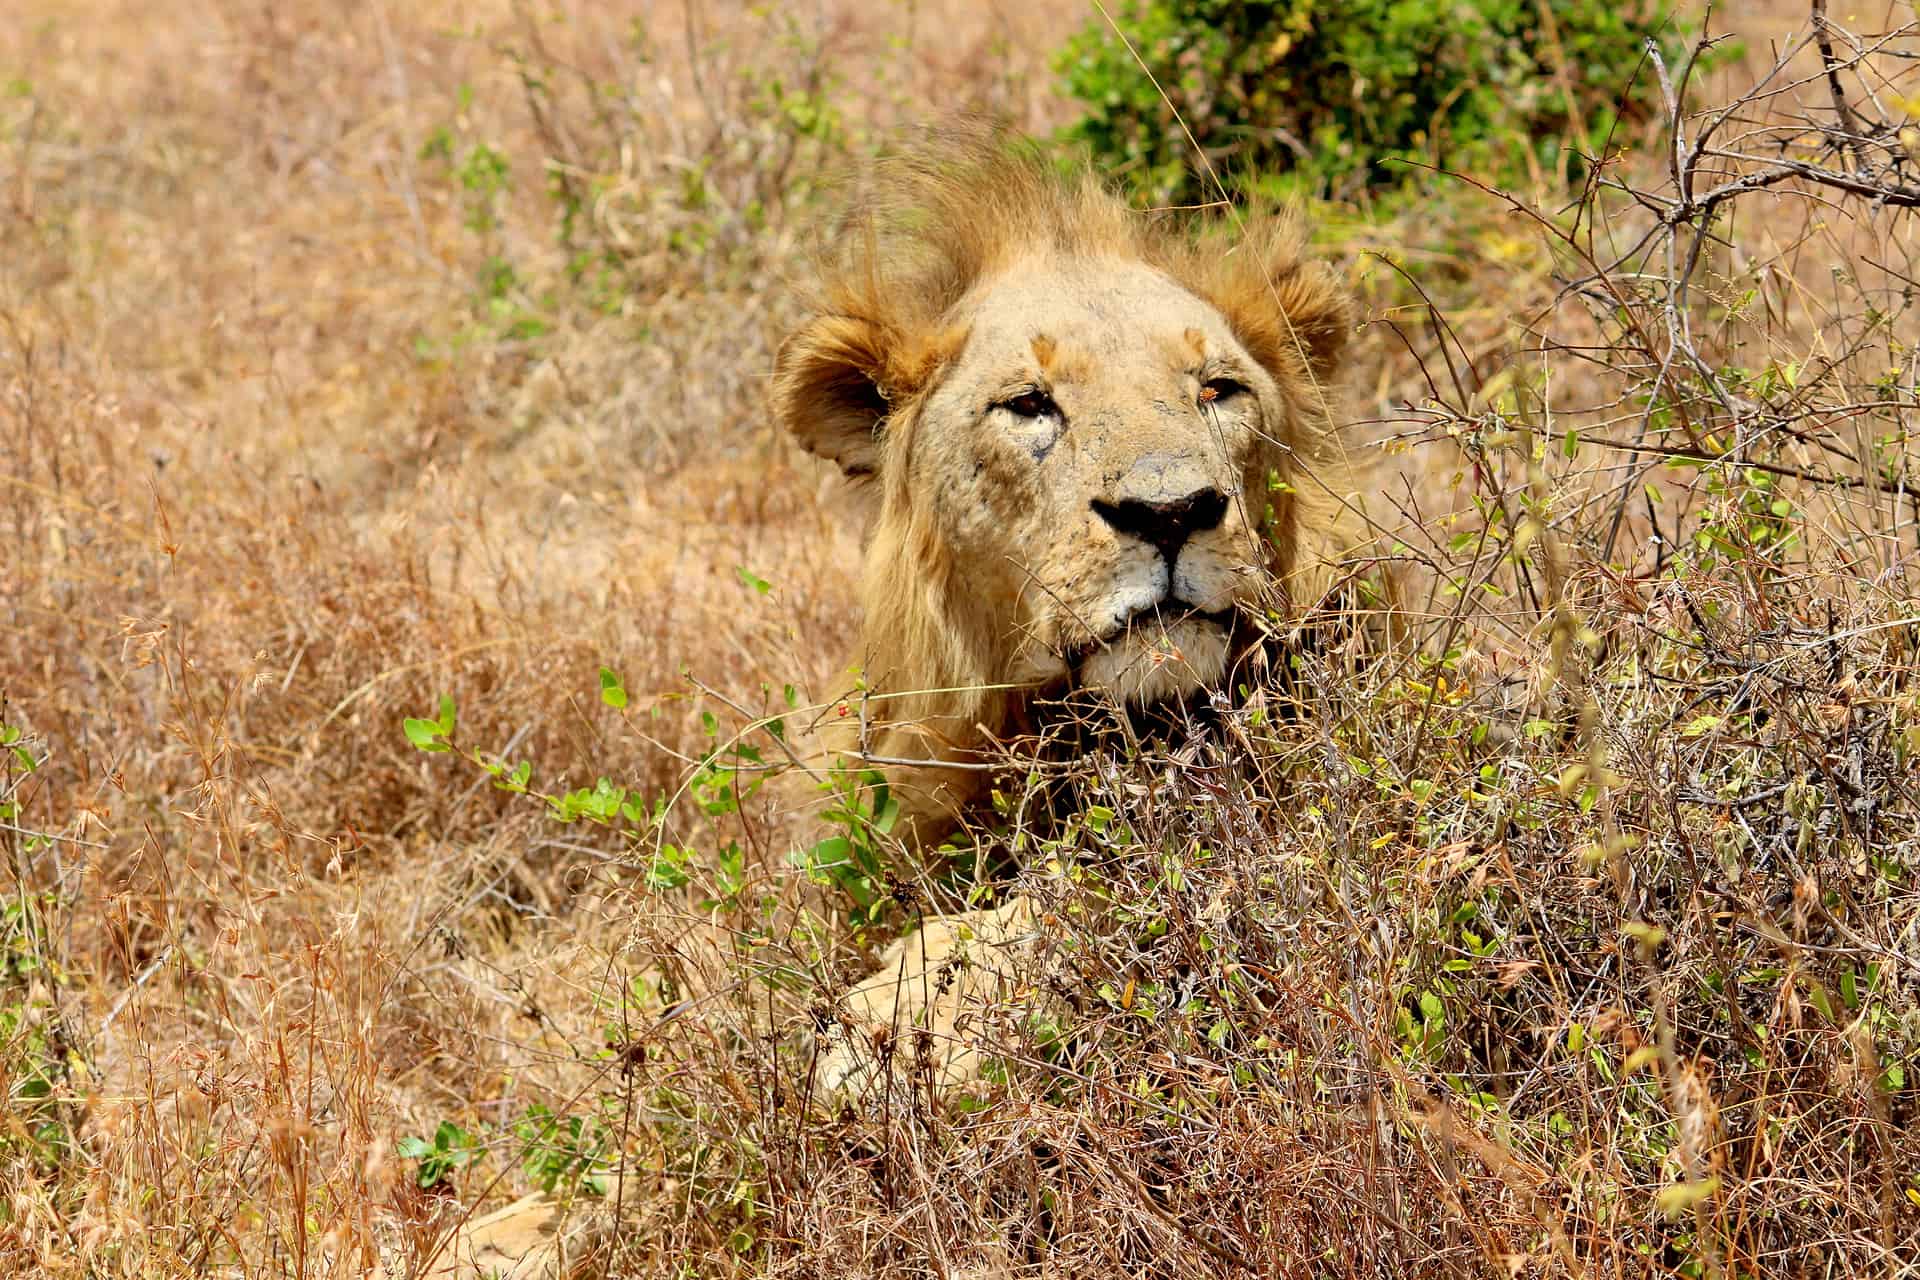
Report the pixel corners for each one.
[771,130,1375,1094]
[774,129,1372,831]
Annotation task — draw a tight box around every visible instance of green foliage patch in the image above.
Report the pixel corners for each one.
[1056,0,1693,203]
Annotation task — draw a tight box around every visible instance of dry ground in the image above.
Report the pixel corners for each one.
[3,1,1919,1277]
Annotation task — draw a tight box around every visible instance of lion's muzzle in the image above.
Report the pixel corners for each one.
[1088,485,1229,562]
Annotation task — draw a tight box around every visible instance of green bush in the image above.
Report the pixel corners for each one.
[1056,0,1690,203]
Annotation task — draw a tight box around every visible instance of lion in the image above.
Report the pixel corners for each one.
[442,132,1372,1277]
[771,132,1373,1092]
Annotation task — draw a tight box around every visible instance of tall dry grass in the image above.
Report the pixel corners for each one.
[1,1,1917,1277]
[2,2,1068,1273]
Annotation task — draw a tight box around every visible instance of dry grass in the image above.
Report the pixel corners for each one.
[1,1,1917,1276]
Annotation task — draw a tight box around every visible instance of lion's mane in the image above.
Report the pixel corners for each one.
[773,131,1370,826]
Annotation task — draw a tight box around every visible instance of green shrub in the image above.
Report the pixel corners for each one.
[1055,0,1690,203]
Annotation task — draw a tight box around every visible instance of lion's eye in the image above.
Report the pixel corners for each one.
[1000,390,1060,419]
[1199,377,1249,405]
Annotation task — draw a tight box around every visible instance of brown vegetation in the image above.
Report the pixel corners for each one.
[2,1,1917,1277]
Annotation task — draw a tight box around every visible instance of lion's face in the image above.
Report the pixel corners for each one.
[771,138,1361,800]
[905,255,1276,706]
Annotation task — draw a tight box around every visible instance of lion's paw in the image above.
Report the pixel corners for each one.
[427,1192,566,1280]
[817,897,1044,1098]
[428,1183,619,1280]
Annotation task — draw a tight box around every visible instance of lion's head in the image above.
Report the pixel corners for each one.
[774,133,1369,823]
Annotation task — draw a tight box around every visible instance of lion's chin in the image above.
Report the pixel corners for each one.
[1075,617,1232,706]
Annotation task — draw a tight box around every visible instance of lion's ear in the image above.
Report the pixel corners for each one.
[1199,223,1353,390]
[773,315,893,477]
[1251,260,1352,387]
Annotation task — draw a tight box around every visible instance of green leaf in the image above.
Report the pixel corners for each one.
[736,566,772,595]
[404,718,451,753]
[805,835,852,872]
[1623,921,1666,950]
[871,788,900,836]
[1655,1177,1720,1216]
[598,667,628,709]
[647,846,692,891]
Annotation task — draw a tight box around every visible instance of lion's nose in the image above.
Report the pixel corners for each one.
[1090,487,1229,561]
